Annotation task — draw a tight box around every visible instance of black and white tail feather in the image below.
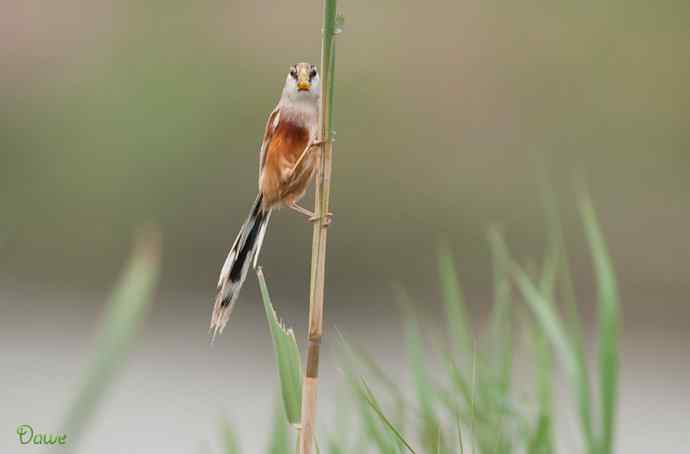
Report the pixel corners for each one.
[210,194,271,342]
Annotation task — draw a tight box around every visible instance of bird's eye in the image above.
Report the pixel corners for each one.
[309,69,317,79]
[290,68,297,78]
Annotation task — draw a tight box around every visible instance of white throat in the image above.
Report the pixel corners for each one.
[278,95,319,131]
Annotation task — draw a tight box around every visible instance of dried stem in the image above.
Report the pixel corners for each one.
[298,0,339,453]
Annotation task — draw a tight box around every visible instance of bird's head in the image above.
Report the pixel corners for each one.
[283,62,320,102]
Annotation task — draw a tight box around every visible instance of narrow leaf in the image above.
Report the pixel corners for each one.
[62,228,161,446]
[513,265,595,452]
[438,244,472,358]
[257,267,303,425]
[360,380,418,454]
[580,195,619,454]
[399,289,438,450]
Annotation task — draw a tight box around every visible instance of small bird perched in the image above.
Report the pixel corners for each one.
[210,62,329,339]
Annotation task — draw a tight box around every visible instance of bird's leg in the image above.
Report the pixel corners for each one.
[307,136,335,227]
[289,139,331,176]
[288,203,333,226]
[288,203,316,218]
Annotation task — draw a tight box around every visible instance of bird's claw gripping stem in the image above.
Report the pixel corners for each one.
[309,212,333,227]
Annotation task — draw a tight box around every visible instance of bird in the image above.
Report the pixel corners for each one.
[210,62,330,340]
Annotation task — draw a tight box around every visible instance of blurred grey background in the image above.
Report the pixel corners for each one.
[1,0,689,452]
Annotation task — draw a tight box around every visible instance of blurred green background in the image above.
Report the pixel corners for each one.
[1,1,689,452]
[2,0,688,295]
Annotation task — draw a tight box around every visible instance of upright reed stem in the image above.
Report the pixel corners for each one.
[299,0,338,453]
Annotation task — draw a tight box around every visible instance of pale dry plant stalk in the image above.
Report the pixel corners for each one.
[298,0,340,453]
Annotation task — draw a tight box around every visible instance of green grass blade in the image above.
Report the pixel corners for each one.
[445,352,473,409]
[257,267,303,425]
[268,401,291,454]
[399,289,439,450]
[438,243,472,357]
[62,229,161,447]
[527,413,552,454]
[488,230,514,395]
[339,342,393,453]
[360,380,418,454]
[513,265,595,452]
[539,243,560,302]
[336,328,410,438]
[580,195,619,454]
[435,425,443,454]
[529,319,554,454]
[540,182,593,453]
[538,175,562,300]
[540,178,587,377]
[469,346,477,454]
[337,329,406,405]
[526,226,559,454]
[357,384,395,452]
[455,416,464,454]
[513,266,574,382]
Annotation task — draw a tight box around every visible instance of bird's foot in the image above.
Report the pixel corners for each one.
[309,211,333,227]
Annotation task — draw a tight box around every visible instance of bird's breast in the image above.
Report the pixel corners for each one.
[260,119,314,207]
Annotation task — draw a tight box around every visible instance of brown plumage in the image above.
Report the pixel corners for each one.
[260,119,315,208]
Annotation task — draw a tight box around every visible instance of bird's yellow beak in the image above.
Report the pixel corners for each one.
[297,80,310,91]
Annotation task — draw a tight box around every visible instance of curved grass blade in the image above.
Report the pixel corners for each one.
[340,350,393,453]
[488,228,514,397]
[336,328,406,407]
[513,265,595,453]
[400,290,440,451]
[580,195,619,454]
[455,415,464,454]
[359,380,418,454]
[62,228,161,448]
[438,243,472,358]
[257,267,303,425]
[527,224,559,454]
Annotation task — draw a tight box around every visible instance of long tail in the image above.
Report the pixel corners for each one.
[210,193,271,341]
